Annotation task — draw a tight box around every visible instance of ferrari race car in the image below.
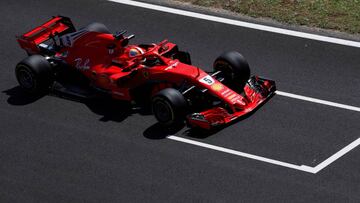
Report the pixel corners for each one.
[15,16,276,130]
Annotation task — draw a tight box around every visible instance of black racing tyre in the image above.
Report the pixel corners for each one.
[214,51,250,89]
[151,88,188,126]
[15,55,54,94]
[85,22,110,34]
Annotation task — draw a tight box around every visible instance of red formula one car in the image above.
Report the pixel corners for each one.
[15,16,276,130]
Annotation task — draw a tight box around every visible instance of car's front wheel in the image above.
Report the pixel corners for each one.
[152,88,188,126]
[214,51,250,90]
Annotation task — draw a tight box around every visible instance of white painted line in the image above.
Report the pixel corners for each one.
[168,135,360,174]
[276,91,360,112]
[168,91,360,173]
[313,137,360,173]
[167,135,317,174]
[108,0,360,48]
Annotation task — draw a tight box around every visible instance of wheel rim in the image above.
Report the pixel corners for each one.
[153,99,173,123]
[216,61,234,80]
[17,68,34,89]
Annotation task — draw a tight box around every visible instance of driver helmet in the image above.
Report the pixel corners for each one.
[128,47,144,57]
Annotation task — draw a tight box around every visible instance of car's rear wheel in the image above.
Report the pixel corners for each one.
[214,51,250,90]
[152,88,188,126]
[15,55,54,94]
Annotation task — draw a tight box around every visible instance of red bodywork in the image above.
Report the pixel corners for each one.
[16,16,276,129]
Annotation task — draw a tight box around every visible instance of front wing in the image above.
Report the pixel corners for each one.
[186,76,276,129]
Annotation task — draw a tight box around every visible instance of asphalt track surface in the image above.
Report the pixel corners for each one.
[1,0,359,202]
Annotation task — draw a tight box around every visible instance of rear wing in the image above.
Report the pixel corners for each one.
[16,16,76,55]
